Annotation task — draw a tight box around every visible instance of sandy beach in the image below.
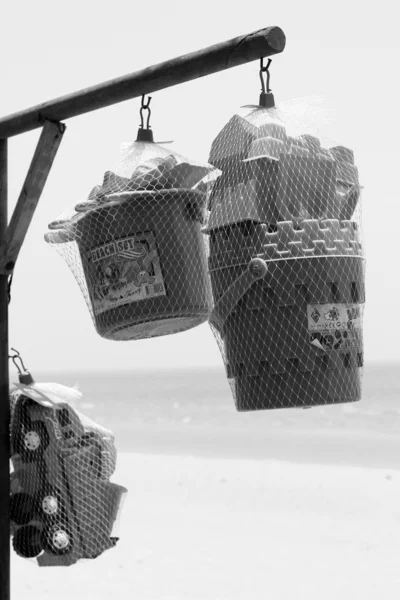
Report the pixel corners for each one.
[11,449,400,600]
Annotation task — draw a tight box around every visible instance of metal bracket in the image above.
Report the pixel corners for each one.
[0,120,65,275]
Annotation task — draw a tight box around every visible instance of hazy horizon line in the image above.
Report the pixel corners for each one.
[11,359,400,378]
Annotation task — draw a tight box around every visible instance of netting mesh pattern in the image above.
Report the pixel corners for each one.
[205,103,365,411]
[45,142,215,341]
[9,389,126,566]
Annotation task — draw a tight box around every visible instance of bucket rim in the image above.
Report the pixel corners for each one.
[75,187,206,213]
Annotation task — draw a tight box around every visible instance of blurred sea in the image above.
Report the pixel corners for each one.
[32,362,400,469]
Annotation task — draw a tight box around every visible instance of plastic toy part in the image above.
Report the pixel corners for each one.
[45,151,215,341]
[12,525,43,559]
[42,524,73,555]
[206,113,361,232]
[136,128,154,143]
[209,257,268,334]
[70,189,212,340]
[10,493,36,525]
[259,92,275,109]
[205,104,365,411]
[9,394,127,566]
[248,257,268,278]
[209,246,364,410]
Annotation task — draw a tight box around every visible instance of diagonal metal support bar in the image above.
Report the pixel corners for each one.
[0,120,65,274]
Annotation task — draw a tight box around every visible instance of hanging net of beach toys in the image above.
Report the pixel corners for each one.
[205,59,365,412]
[45,96,215,341]
[8,350,127,566]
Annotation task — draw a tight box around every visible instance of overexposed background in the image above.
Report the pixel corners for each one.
[3,4,400,600]
[1,0,399,372]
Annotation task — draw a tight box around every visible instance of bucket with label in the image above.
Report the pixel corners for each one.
[45,128,214,340]
[205,102,365,410]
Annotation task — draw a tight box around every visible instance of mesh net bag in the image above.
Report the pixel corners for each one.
[45,124,215,341]
[204,97,365,411]
[9,374,126,566]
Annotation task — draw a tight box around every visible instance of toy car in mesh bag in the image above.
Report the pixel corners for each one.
[9,389,127,566]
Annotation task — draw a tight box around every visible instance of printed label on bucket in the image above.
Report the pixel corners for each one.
[307,303,363,351]
[86,231,166,315]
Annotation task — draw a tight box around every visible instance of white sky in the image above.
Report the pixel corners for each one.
[1,0,399,372]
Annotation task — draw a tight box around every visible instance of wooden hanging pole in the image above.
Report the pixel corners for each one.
[0,26,285,139]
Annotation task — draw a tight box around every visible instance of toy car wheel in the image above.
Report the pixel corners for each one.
[19,421,49,460]
[39,488,62,518]
[10,492,36,525]
[42,523,73,555]
[12,525,43,558]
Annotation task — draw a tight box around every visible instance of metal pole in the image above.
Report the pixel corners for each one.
[0,138,10,600]
[0,26,285,138]
[0,121,65,275]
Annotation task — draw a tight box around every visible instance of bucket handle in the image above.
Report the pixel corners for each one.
[338,184,360,221]
[209,257,268,335]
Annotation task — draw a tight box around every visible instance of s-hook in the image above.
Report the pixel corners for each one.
[259,58,275,108]
[137,95,154,142]
[9,348,28,375]
[9,347,34,383]
[140,95,152,130]
[259,58,272,94]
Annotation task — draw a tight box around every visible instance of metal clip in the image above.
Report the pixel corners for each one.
[259,58,272,93]
[259,58,275,108]
[140,95,152,130]
[9,348,28,375]
[9,348,34,384]
[136,95,154,142]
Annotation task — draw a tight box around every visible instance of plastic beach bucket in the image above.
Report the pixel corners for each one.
[207,219,365,410]
[47,189,213,341]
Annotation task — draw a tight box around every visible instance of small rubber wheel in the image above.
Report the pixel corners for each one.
[42,523,73,555]
[18,421,49,461]
[12,525,43,558]
[10,493,36,525]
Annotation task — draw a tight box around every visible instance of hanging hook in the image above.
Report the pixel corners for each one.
[259,58,275,108]
[140,94,152,130]
[259,58,272,93]
[9,348,28,375]
[9,347,34,384]
[136,95,155,142]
